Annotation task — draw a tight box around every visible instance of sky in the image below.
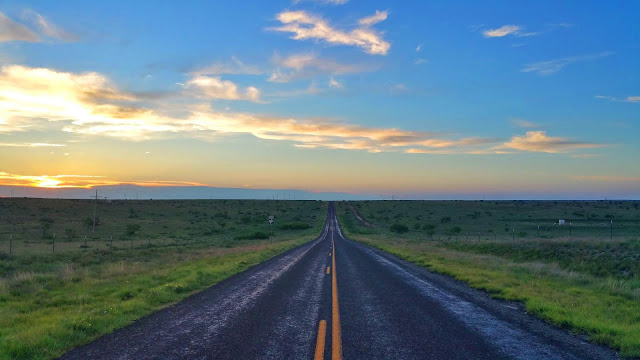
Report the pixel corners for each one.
[0,0,639,199]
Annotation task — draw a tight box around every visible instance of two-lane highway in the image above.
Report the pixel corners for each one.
[62,203,619,359]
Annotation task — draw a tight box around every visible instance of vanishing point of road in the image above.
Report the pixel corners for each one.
[62,203,619,360]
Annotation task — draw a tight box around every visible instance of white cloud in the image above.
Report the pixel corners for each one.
[625,96,640,103]
[269,53,373,82]
[185,75,261,102]
[483,25,521,38]
[0,11,39,42]
[522,52,613,75]
[416,44,422,52]
[270,10,391,55]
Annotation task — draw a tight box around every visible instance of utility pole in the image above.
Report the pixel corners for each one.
[91,189,98,232]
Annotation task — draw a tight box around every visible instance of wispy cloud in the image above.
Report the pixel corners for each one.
[497,131,603,153]
[292,0,348,5]
[0,172,207,188]
[572,175,640,182]
[594,95,640,103]
[328,77,343,89]
[0,11,39,42]
[358,10,388,27]
[0,142,66,147]
[416,44,422,52]
[483,25,521,38]
[22,9,78,42]
[510,118,540,129]
[268,53,374,82]
[414,58,427,65]
[191,56,262,76]
[270,10,391,55]
[185,75,261,102]
[0,10,77,43]
[522,52,613,75]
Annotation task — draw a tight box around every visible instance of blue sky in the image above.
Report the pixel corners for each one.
[0,0,638,199]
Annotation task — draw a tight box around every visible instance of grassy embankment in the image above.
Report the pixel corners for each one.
[337,200,640,358]
[0,199,326,360]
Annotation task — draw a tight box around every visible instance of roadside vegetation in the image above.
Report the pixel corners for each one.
[337,200,640,358]
[0,199,326,360]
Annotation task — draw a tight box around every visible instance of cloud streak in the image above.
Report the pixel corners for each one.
[497,131,603,153]
[483,25,521,38]
[270,10,390,55]
[522,52,613,75]
[0,65,604,155]
[0,11,39,42]
[0,172,207,188]
[268,53,374,82]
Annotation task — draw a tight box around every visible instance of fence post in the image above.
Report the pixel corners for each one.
[9,234,12,255]
[84,235,87,249]
[610,220,613,240]
[512,228,515,241]
[110,235,113,248]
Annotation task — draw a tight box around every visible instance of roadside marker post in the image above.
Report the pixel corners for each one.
[268,216,274,239]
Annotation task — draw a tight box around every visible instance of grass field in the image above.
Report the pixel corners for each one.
[337,200,640,358]
[0,198,326,360]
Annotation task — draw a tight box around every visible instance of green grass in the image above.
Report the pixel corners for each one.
[337,201,640,358]
[0,199,327,360]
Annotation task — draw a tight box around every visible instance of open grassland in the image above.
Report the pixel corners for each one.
[0,199,326,360]
[337,200,640,358]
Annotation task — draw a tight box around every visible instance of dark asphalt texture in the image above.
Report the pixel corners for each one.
[61,203,620,360]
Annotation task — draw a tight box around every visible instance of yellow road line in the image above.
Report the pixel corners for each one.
[326,266,330,274]
[314,320,327,360]
[331,232,342,360]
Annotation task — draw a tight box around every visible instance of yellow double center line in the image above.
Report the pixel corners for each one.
[314,227,342,360]
[331,230,342,360]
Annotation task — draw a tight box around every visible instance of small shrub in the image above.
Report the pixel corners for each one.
[279,222,311,230]
[390,223,409,234]
[234,231,270,240]
[440,216,452,224]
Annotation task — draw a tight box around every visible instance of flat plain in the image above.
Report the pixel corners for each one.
[337,200,640,358]
[0,198,326,360]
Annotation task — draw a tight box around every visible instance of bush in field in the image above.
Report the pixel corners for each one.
[423,224,436,231]
[84,217,101,228]
[126,224,141,236]
[234,231,269,240]
[447,226,462,235]
[440,216,452,224]
[64,228,78,240]
[279,222,311,230]
[390,223,409,234]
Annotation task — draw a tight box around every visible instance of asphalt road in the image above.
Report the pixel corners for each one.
[61,203,619,360]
